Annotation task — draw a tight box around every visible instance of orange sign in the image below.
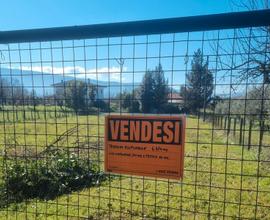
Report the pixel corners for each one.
[104,115,186,180]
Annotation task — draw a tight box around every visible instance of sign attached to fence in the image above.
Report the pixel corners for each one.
[104,115,186,180]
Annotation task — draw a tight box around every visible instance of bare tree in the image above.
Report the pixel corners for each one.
[214,0,270,152]
[222,0,270,85]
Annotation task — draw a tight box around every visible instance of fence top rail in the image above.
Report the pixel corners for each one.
[0,9,270,44]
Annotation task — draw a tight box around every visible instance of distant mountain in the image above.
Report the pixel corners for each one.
[0,68,140,98]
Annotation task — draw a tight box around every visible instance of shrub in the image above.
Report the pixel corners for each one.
[159,103,181,114]
[0,148,106,206]
[93,100,111,112]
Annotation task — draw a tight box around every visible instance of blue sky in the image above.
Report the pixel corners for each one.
[0,0,234,31]
[0,0,251,97]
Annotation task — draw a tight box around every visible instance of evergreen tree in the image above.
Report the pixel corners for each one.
[121,91,140,113]
[88,84,97,107]
[0,77,9,106]
[181,49,213,113]
[140,70,155,113]
[139,64,169,113]
[152,64,169,110]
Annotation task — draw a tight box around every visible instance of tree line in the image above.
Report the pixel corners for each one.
[50,48,215,114]
[0,48,216,115]
[121,49,214,114]
[54,80,109,114]
[0,78,40,107]
[0,47,268,118]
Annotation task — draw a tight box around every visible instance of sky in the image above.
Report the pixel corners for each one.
[0,0,257,97]
[0,0,235,31]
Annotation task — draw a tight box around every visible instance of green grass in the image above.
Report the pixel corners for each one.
[0,109,269,219]
[0,105,75,123]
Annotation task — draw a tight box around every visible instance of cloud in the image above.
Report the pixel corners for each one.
[75,66,127,81]
[12,65,127,81]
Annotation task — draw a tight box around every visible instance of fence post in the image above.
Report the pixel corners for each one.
[239,118,243,145]
[259,120,265,153]
[227,117,231,135]
[16,109,18,121]
[242,118,246,146]
[248,120,253,150]
[233,118,237,136]
[220,116,223,128]
[7,110,10,122]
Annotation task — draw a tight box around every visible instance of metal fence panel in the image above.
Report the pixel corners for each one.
[0,10,269,220]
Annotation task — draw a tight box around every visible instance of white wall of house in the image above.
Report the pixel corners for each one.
[96,87,104,99]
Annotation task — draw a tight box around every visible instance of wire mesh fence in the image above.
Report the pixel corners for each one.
[0,10,269,219]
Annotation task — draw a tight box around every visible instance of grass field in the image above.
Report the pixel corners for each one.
[0,106,269,219]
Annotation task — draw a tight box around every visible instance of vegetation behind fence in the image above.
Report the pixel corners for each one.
[0,9,270,220]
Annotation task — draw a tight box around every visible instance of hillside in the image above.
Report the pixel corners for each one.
[0,68,140,98]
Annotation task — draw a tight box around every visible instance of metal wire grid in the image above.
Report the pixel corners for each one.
[0,12,269,220]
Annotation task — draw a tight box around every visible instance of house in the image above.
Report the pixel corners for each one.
[168,93,183,104]
[52,79,107,100]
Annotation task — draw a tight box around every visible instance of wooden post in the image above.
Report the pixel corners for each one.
[23,110,26,120]
[259,120,265,153]
[248,120,253,150]
[227,117,231,135]
[221,116,223,128]
[7,110,10,122]
[239,118,243,145]
[16,109,18,121]
[233,118,237,136]
[242,118,246,146]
